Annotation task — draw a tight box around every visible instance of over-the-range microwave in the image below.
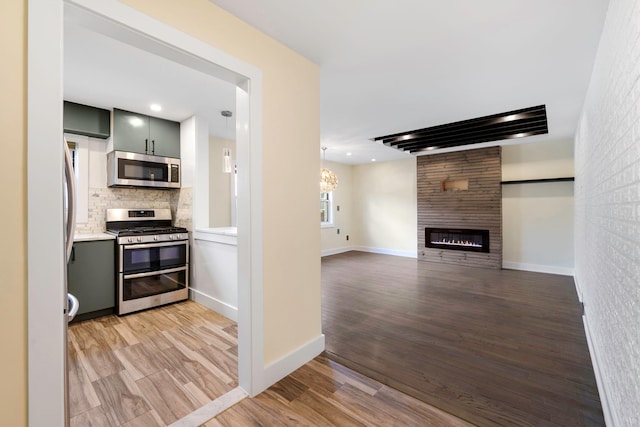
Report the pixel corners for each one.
[107,151,180,189]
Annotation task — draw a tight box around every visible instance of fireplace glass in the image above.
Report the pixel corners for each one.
[425,228,490,253]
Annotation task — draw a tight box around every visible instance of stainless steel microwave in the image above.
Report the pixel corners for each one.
[107,151,180,189]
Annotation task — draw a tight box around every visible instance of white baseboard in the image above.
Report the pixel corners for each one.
[189,288,238,322]
[583,311,616,426]
[353,246,418,258]
[262,334,325,392]
[502,261,574,276]
[573,273,583,302]
[321,246,352,257]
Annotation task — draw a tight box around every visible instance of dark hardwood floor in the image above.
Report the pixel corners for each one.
[321,251,604,427]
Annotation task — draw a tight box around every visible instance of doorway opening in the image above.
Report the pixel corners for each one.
[28,1,264,424]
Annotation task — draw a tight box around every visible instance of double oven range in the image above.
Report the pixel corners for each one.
[106,208,189,315]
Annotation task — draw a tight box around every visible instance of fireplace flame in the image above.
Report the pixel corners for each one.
[432,239,482,248]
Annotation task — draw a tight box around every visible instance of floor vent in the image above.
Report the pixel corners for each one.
[375,105,548,153]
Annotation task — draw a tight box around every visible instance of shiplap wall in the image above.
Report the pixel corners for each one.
[417,147,502,269]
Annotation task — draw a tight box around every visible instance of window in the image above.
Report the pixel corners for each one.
[321,191,333,227]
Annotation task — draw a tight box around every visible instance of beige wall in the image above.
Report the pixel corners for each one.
[122,0,321,364]
[502,139,574,181]
[352,158,417,254]
[209,136,235,227]
[502,140,575,273]
[0,0,27,424]
[320,161,353,253]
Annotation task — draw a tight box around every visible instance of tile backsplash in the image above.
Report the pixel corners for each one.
[75,187,192,233]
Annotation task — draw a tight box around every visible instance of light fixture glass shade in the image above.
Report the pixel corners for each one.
[223,147,232,173]
[320,167,339,192]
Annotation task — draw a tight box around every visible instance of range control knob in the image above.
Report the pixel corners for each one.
[137,237,142,242]
[169,235,174,240]
[154,236,158,241]
[127,237,133,243]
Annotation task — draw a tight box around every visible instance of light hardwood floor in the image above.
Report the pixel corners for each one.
[204,354,471,427]
[70,300,472,426]
[68,301,238,426]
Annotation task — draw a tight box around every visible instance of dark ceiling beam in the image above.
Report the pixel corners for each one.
[374,105,548,153]
[386,119,548,149]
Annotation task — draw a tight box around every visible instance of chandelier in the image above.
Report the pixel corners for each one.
[320,147,338,192]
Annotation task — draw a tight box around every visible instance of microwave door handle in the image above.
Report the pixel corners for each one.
[145,138,148,154]
[63,136,76,263]
[152,140,155,155]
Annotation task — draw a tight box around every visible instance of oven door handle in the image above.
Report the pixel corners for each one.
[123,266,187,280]
[122,240,188,250]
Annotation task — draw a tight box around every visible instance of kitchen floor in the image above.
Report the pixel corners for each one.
[68,300,237,426]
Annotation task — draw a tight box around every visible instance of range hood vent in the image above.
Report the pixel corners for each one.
[374,105,548,154]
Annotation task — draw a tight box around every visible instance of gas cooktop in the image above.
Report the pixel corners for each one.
[105,208,188,243]
[107,226,188,237]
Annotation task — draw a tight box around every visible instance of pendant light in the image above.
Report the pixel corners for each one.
[320,147,339,192]
[221,110,233,173]
[222,147,232,173]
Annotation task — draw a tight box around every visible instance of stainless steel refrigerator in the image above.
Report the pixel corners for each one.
[63,136,79,426]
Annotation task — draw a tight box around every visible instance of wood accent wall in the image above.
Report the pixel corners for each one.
[417,147,502,269]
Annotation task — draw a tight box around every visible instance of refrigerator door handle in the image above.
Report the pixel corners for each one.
[63,136,77,263]
[67,293,79,323]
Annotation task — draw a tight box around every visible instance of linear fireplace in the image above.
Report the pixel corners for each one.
[425,228,490,253]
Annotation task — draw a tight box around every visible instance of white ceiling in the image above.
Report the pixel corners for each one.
[64,2,609,165]
[209,0,609,164]
[64,18,237,141]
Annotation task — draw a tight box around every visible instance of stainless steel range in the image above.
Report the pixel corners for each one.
[106,208,189,315]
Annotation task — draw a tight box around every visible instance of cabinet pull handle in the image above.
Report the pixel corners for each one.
[145,138,148,153]
[152,140,155,155]
[71,246,75,262]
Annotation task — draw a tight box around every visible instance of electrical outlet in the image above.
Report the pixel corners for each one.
[337,205,340,212]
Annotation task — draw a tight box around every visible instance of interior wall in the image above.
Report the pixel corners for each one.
[502,140,575,275]
[352,158,417,257]
[122,0,321,366]
[320,160,353,255]
[502,139,574,180]
[209,136,235,227]
[0,0,26,423]
[574,0,640,424]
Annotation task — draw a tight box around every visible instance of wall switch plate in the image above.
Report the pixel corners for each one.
[346,235,349,241]
[337,228,340,234]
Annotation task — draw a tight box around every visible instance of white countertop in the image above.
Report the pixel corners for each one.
[196,227,238,236]
[73,233,116,242]
[194,227,238,245]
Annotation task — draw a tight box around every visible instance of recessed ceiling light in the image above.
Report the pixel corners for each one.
[371,158,376,162]
[150,103,162,112]
[346,152,352,156]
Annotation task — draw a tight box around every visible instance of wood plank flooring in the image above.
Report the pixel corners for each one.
[70,300,469,426]
[204,354,472,427]
[321,251,605,427]
[68,301,238,426]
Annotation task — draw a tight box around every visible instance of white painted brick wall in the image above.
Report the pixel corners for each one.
[575,0,640,425]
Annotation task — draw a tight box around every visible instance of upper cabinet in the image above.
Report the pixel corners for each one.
[113,108,180,158]
[64,101,111,139]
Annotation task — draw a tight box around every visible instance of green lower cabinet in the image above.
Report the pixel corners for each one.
[67,240,116,322]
